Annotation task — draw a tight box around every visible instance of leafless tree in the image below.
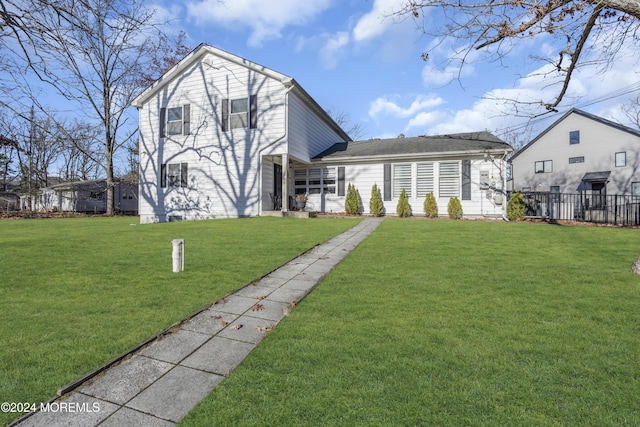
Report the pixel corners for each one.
[621,94,640,128]
[0,0,176,214]
[326,108,366,140]
[393,0,640,116]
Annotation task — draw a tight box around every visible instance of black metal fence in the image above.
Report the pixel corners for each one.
[510,191,640,226]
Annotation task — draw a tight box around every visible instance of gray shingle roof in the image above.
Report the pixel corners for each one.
[312,131,512,161]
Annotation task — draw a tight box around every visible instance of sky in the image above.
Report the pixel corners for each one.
[147,0,640,147]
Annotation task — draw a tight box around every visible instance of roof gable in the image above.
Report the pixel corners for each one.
[132,44,293,108]
[510,108,640,161]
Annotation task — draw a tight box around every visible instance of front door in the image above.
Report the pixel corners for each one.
[273,164,282,210]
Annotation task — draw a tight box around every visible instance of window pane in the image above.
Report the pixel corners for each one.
[569,130,580,144]
[416,162,434,197]
[168,163,181,187]
[632,182,640,197]
[439,161,460,197]
[231,99,248,113]
[616,152,626,167]
[393,164,412,198]
[230,98,248,129]
[167,107,182,135]
[569,156,584,164]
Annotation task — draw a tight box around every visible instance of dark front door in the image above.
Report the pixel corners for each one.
[273,164,282,210]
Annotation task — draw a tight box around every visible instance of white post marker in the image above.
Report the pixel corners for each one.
[172,239,185,272]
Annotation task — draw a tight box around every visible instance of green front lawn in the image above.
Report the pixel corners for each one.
[0,216,359,426]
[180,220,640,426]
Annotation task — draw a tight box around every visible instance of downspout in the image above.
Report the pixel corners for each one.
[502,150,510,221]
[258,81,295,216]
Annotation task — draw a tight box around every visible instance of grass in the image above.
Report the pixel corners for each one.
[180,219,640,426]
[0,216,359,426]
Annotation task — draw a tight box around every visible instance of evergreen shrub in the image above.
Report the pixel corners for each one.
[369,184,384,217]
[396,188,411,217]
[447,196,463,219]
[507,191,525,221]
[345,183,361,215]
[423,192,438,218]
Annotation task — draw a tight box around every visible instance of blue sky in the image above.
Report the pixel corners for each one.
[149,0,640,146]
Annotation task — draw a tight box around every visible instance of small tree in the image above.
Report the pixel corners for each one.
[345,183,361,215]
[396,188,411,217]
[507,191,525,221]
[369,183,384,217]
[423,192,438,218]
[447,196,463,219]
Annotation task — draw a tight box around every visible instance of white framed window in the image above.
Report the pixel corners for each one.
[393,163,412,198]
[294,167,337,195]
[632,182,640,197]
[167,107,183,135]
[535,160,552,173]
[439,161,460,197]
[416,162,434,198]
[230,98,248,129]
[161,163,188,188]
[569,156,584,164]
[615,151,626,167]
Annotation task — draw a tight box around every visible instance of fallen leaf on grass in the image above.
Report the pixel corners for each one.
[289,301,297,309]
[251,304,264,311]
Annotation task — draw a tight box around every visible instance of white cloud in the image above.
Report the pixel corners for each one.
[320,32,350,69]
[369,94,444,119]
[352,0,405,43]
[186,0,333,47]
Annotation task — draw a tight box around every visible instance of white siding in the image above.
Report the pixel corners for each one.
[287,93,347,162]
[511,111,640,194]
[307,156,507,217]
[138,51,288,222]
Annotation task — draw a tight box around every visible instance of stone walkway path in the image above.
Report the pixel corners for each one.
[15,217,383,427]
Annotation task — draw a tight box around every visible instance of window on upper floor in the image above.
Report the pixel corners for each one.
[160,105,190,137]
[632,182,640,197]
[615,151,626,167]
[569,156,584,164]
[535,160,553,173]
[222,95,257,131]
[569,130,580,144]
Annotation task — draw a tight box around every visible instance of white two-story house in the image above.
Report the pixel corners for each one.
[133,44,512,223]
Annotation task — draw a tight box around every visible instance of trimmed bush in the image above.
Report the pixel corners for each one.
[447,196,463,219]
[423,192,438,218]
[369,184,384,217]
[396,188,411,217]
[345,183,361,215]
[507,191,525,221]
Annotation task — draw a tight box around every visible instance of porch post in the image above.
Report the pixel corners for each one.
[282,153,289,212]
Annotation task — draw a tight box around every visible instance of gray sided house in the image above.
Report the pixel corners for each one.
[510,108,640,197]
[28,179,138,214]
[133,44,512,223]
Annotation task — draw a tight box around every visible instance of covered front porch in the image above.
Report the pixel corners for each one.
[261,153,314,216]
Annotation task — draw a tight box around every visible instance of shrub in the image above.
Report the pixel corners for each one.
[396,188,411,217]
[447,196,463,219]
[423,192,438,218]
[369,184,384,217]
[507,191,525,221]
[345,183,361,215]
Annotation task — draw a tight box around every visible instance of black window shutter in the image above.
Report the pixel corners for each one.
[159,108,166,138]
[338,167,345,196]
[250,95,258,129]
[383,164,391,201]
[462,160,471,200]
[183,104,190,135]
[221,99,229,132]
[181,163,188,187]
[160,163,167,188]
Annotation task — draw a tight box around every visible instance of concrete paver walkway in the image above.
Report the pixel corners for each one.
[15,217,382,427]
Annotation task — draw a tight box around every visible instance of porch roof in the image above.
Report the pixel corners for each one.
[581,171,611,182]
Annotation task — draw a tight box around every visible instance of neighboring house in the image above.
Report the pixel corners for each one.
[133,44,512,222]
[510,108,640,197]
[26,179,138,214]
